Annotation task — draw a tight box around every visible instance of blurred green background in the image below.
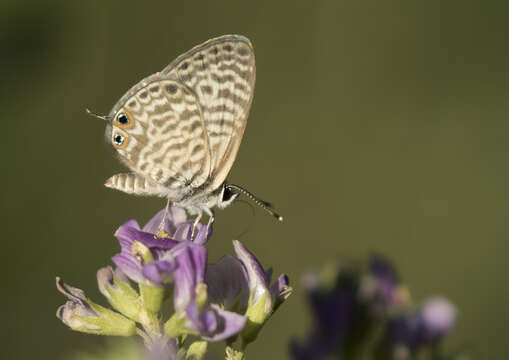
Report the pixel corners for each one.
[2,0,508,359]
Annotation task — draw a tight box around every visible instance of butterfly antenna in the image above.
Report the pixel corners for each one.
[226,184,283,222]
[85,108,111,122]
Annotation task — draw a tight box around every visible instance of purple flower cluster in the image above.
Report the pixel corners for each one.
[376,297,457,359]
[291,255,457,360]
[57,207,291,359]
[112,207,209,286]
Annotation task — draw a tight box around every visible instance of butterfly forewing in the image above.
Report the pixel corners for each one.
[162,35,256,191]
[108,75,211,199]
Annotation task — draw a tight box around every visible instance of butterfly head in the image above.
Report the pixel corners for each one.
[216,184,240,209]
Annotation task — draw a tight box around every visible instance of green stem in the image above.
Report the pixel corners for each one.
[139,309,161,339]
[136,328,152,347]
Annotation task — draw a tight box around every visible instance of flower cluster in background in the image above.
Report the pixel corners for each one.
[291,255,464,360]
[56,207,291,360]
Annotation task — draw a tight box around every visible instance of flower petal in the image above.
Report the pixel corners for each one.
[232,240,269,306]
[142,207,188,234]
[205,305,247,341]
[193,223,212,245]
[186,302,246,342]
[419,297,457,339]
[173,221,194,241]
[142,259,177,286]
[112,253,145,284]
[270,274,291,308]
[206,255,248,311]
[173,242,207,312]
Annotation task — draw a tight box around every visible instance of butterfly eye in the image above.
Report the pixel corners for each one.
[114,111,133,128]
[112,133,128,149]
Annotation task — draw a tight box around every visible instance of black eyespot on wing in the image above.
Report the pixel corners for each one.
[113,134,124,146]
[117,113,129,125]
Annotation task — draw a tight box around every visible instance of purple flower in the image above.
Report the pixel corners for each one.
[376,297,457,357]
[233,240,291,312]
[167,241,247,341]
[206,254,248,311]
[145,338,179,360]
[112,207,211,286]
[419,297,457,341]
[204,240,291,344]
[205,241,291,318]
[359,254,409,316]
[291,267,357,360]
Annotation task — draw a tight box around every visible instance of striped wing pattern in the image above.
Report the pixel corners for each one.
[163,35,256,191]
[107,76,211,199]
[104,172,168,197]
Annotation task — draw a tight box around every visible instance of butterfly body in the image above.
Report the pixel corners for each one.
[103,35,255,219]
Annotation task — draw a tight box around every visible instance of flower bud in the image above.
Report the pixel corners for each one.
[232,240,291,345]
[97,267,142,322]
[56,277,136,336]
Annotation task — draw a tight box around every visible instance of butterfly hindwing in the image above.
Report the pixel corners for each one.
[107,75,211,199]
[162,35,256,191]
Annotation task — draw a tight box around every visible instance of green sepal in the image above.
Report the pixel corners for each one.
[196,283,208,312]
[78,303,136,336]
[140,283,165,314]
[104,277,143,322]
[131,241,165,314]
[164,312,198,338]
[131,241,155,263]
[241,290,270,344]
[186,340,208,360]
[176,348,188,360]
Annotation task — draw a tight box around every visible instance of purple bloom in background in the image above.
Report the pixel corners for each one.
[359,254,409,316]
[112,207,211,286]
[368,254,400,303]
[291,256,456,360]
[291,266,358,360]
[419,297,457,341]
[376,297,457,358]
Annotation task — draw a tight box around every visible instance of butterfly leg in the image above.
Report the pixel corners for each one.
[190,210,203,240]
[206,210,215,234]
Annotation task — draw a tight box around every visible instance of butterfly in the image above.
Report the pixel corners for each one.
[89,35,282,228]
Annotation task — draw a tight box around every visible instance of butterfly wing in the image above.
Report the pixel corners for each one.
[106,74,211,200]
[162,35,256,191]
